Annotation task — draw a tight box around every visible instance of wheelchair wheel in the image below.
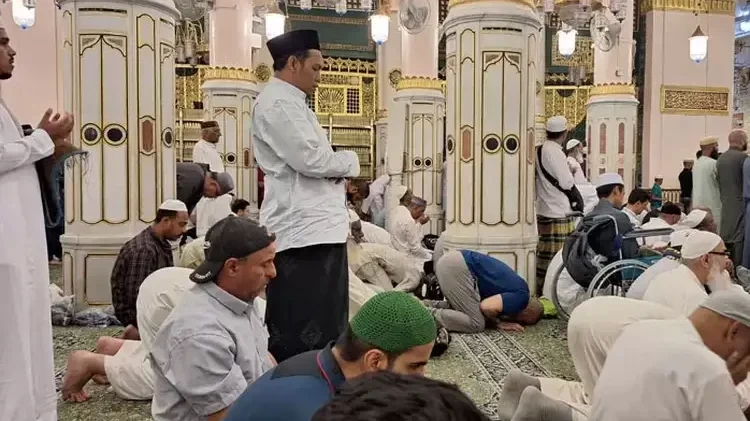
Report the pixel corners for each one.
[549,263,572,321]
[586,259,651,298]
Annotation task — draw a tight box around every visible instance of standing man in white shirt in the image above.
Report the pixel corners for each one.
[191,120,224,172]
[565,139,587,184]
[252,29,360,362]
[589,290,750,421]
[535,116,583,296]
[693,136,722,231]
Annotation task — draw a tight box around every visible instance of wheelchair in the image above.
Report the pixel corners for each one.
[549,213,674,321]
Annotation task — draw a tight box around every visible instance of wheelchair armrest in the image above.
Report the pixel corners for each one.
[622,228,674,240]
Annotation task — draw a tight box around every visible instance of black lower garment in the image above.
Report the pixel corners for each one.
[266,242,349,362]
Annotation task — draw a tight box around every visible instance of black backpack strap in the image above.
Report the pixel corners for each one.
[537,145,567,195]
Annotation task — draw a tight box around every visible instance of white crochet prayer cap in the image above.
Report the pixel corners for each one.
[681,231,722,259]
[701,290,750,328]
[546,116,568,133]
[394,185,409,200]
[595,173,624,188]
[669,229,696,247]
[566,139,581,150]
[680,209,708,229]
[159,199,188,213]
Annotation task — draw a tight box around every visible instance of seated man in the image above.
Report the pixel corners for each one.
[223,291,437,421]
[110,199,189,339]
[150,217,277,421]
[348,210,422,292]
[61,267,195,402]
[176,162,234,215]
[194,193,233,237]
[582,173,639,262]
[361,173,390,226]
[639,202,682,247]
[231,198,252,218]
[621,188,650,228]
[179,235,205,270]
[361,220,392,246]
[590,291,750,421]
[386,186,432,262]
[496,297,680,421]
[426,250,542,333]
[626,229,695,300]
[643,231,739,315]
[311,371,490,421]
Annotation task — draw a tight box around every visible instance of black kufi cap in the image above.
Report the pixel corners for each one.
[267,29,321,61]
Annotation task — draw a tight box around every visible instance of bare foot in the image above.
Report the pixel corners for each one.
[122,325,140,341]
[91,374,109,385]
[61,351,94,402]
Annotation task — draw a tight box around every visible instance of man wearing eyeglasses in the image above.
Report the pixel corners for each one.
[643,231,744,316]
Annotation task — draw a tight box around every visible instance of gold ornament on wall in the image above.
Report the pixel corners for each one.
[589,83,636,97]
[660,85,730,116]
[388,69,403,88]
[396,76,444,92]
[203,66,257,82]
[254,64,272,83]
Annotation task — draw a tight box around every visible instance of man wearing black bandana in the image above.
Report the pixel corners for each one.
[252,29,360,362]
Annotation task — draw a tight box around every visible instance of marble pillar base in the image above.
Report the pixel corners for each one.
[586,92,638,191]
[202,76,260,220]
[375,117,388,177]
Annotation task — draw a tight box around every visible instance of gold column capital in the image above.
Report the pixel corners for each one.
[640,0,734,15]
[376,108,388,120]
[203,66,257,83]
[448,0,536,11]
[589,83,636,97]
[396,76,445,93]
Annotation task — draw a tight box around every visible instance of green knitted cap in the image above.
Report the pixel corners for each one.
[350,291,437,354]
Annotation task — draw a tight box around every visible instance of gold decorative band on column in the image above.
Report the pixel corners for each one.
[660,85,730,116]
[203,66,257,83]
[396,76,445,93]
[376,108,388,120]
[589,83,636,97]
[640,0,734,15]
[448,0,536,11]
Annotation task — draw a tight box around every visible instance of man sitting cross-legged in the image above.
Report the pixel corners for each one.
[61,267,194,402]
[426,250,543,333]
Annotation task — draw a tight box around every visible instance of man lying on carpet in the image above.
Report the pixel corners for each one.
[61,267,195,402]
[311,371,490,421]
[222,291,437,421]
[425,250,543,333]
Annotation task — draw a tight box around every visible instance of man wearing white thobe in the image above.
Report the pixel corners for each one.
[362,173,389,226]
[386,186,432,262]
[496,297,680,421]
[0,25,76,421]
[253,29,360,362]
[191,120,224,172]
[193,194,233,237]
[693,136,722,231]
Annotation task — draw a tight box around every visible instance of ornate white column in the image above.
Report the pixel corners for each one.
[585,0,637,192]
[58,0,179,305]
[535,11,546,145]
[387,1,445,235]
[202,0,260,218]
[442,0,541,283]
[375,6,402,177]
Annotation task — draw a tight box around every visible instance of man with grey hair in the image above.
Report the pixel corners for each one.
[643,231,739,316]
[718,129,748,265]
[588,290,750,420]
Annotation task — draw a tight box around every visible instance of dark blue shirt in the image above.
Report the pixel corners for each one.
[223,343,345,421]
[460,250,530,315]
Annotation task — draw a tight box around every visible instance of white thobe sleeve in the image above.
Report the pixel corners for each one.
[543,144,575,190]
[0,129,54,174]
[694,374,746,421]
[257,101,359,178]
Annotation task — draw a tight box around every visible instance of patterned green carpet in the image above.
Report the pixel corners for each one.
[51,266,575,421]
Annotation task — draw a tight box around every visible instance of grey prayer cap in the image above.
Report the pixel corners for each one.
[700,290,750,328]
[213,172,235,195]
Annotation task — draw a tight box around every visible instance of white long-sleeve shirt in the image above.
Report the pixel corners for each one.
[191,139,224,172]
[536,140,575,218]
[386,205,432,262]
[693,156,722,230]
[252,78,360,252]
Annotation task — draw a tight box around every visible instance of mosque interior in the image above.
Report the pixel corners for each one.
[1,0,745,417]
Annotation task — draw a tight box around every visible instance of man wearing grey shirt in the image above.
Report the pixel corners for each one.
[150,216,277,421]
[253,29,360,362]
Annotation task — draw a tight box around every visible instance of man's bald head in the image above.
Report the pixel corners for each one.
[0,27,16,80]
[729,129,748,152]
